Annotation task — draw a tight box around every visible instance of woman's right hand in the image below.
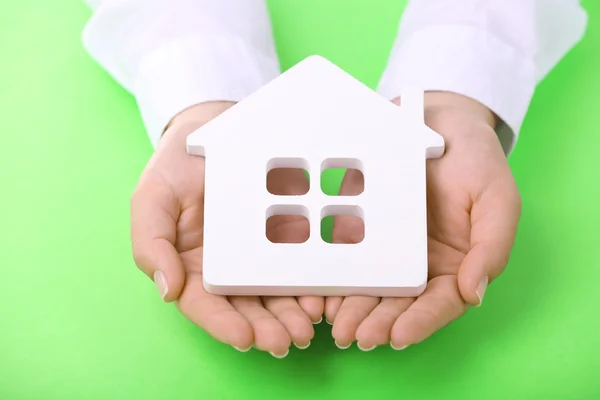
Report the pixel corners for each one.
[130,102,324,358]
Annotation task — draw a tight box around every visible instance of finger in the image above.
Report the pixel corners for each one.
[331,296,380,348]
[177,272,253,351]
[332,169,365,244]
[324,296,344,324]
[131,174,185,302]
[229,296,291,358]
[297,296,325,323]
[390,276,468,349]
[459,182,522,306]
[355,297,415,350]
[262,297,314,349]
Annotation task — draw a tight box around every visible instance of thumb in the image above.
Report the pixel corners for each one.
[130,176,186,302]
[331,169,364,244]
[458,183,521,306]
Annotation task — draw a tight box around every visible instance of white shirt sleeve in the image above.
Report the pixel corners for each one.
[377,0,588,154]
[82,0,280,147]
[83,1,588,154]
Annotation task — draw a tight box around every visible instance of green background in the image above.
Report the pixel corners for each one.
[1,1,599,399]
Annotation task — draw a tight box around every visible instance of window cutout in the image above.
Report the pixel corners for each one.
[320,158,364,196]
[266,158,310,195]
[266,205,310,243]
[320,205,364,244]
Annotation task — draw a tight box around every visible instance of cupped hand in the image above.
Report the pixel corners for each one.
[325,92,522,351]
[130,102,324,358]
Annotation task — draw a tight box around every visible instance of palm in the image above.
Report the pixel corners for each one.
[326,111,521,351]
[425,138,473,288]
[427,164,471,279]
[132,119,323,358]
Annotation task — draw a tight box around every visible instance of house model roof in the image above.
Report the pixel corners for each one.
[187,55,445,297]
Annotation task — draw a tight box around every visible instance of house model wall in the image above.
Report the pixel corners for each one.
[187,55,444,297]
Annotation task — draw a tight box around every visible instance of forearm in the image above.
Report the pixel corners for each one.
[82,0,280,147]
[380,0,588,154]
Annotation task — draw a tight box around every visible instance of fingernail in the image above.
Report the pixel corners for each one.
[390,343,408,351]
[476,274,489,306]
[233,346,251,352]
[270,349,289,359]
[357,342,376,352]
[313,316,323,325]
[294,341,311,350]
[154,270,168,300]
[325,318,333,325]
[335,340,352,350]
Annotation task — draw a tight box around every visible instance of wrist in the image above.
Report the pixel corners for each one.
[163,101,236,140]
[392,91,497,129]
[426,91,497,128]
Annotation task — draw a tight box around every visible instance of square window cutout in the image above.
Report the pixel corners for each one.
[266,204,310,243]
[266,158,310,195]
[320,205,364,244]
[321,158,364,196]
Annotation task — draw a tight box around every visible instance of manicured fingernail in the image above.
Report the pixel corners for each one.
[325,318,333,325]
[233,346,251,352]
[357,342,376,352]
[335,340,351,350]
[390,343,408,351]
[313,316,323,325]
[294,341,311,350]
[154,270,168,300]
[270,349,289,359]
[476,274,489,306]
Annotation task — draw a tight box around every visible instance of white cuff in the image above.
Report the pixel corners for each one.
[378,25,537,155]
[134,34,280,148]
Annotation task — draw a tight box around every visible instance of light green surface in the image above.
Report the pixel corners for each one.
[1,1,599,399]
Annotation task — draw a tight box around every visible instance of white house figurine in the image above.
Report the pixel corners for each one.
[186,55,444,297]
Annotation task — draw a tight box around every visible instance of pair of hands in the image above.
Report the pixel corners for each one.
[130,93,521,358]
